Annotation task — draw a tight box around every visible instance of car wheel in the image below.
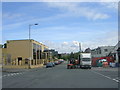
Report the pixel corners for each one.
[89,67,91,69]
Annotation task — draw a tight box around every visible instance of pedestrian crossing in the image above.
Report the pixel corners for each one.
[114,77,120,82]
[1,72,24,78]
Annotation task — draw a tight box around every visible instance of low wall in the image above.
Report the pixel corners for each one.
[30,64,44,68]
[3,64,44,69]
[3,65,29,69]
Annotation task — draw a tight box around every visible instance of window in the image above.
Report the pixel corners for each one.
[99,50,101,54]
[82,58,91,61]
[25,58,28,64]
[104,49,108,52]
[37,45,40,59]
[33,43,36,59]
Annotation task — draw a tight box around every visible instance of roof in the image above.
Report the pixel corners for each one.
[6,39,49,48]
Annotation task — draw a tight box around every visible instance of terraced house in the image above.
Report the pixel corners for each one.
[2,39,50,69]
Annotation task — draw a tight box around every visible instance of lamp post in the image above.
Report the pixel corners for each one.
[78,43,81,67]
[28,23,38,69]
[79,43,81,53]
[29,23,38,40]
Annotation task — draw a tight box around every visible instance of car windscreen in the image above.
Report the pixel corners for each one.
[47,63,52,65]
[82,58,91,61]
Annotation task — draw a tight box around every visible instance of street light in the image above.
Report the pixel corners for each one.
[78,43,81,66]
[79,43,81,53]
[28,23,38,69]
[29,23,38,40]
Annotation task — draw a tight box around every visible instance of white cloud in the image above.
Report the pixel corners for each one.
[41,30,118,53]
[62,42,68,45]
[46,2,110,20]
[81,30,118,50]
[100,2,118,9]
[72,41,79,46]
[3,13,23,19]
[3,13,69,31]
[41,40,80,53]
[3,2,114,31]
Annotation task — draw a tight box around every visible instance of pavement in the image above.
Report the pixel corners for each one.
[2,62,119,88]
[2,65,45,73]
[2,68,29,73]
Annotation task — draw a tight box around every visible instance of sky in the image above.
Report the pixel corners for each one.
[2,2,118,53]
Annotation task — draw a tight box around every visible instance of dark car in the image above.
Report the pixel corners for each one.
[46,62,53,68]
[54,61,59,65]
[51,62,55,67]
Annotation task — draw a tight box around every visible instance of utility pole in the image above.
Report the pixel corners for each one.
[79,43,81,53]
[78,43,81,65]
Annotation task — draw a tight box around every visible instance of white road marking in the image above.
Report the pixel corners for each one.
[3,75,7,77]
[10,74,14,76]
[2,72,23,78]
[7,74,11,76]
[91,70,119,83]
[47,68,52,69]
[16,73,20,74]
[112,79,119,83]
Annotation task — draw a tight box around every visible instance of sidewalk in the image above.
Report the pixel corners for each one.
[2,65,45,73]
[2,68,30,73]
[92,67,119,72]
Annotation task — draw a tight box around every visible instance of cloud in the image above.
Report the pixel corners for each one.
[3,13,23,19]
[46,2,110,20]
[3,12,70,31]
[62,42,68,45]
[3,2,114,31]
[41,40,79,53]
[81,30,118,50]
[100,2,118,9]
[41,30,118,53]
[72,41,79,46]
[2,2,117,52]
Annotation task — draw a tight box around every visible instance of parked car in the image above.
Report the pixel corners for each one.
[109,62,116,67]
[59,59,64,64]
[46,62,54,68]
[54,61,59,65]
[58,61,62,64]
[52,62,55,67]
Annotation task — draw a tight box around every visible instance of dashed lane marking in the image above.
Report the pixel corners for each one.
[91,70,119,83]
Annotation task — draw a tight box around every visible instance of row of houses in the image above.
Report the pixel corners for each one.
[1,39,58,69]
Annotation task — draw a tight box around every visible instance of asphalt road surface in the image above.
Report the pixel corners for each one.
[2,62,119,88]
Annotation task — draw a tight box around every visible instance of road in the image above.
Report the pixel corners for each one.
[2,62,119,88]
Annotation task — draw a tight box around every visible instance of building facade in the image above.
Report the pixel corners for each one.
[91,46,115,58]
[108,41,120,63]
[2,39,50,68]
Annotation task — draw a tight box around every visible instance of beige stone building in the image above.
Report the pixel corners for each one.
[2,39,50,69]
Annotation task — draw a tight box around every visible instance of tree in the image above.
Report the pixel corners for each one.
[4,43,7,48]
[73,52,80,59]
[70,52,74,59]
